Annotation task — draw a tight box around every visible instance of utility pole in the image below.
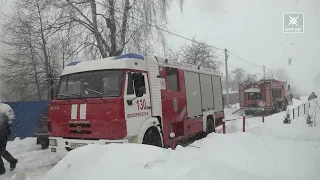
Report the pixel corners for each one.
[224,48,230,108]
[263,65,266,79]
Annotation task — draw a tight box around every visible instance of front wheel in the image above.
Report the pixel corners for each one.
[41,142,49,149]
[142,127,163,147]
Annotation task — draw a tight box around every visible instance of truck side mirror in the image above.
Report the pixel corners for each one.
[288,84,291,90]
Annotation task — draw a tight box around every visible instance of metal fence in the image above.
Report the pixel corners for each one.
[291,99,319,126]
[5,100,49,140]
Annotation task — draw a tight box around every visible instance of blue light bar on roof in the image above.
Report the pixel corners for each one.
[67,61,82,66]
[115,53,144,60]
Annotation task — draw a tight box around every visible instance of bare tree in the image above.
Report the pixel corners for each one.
[245,73,259,81]
[165,46,181,62]
[166,39,222,70]
[222,68,257,91]
[0,0,76,101]
[266,68,290,82]
[52,0,185,59]
[229,68,246,90]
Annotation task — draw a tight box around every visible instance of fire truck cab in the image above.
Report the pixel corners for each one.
[239,78,288,115]
[48,53,224,153]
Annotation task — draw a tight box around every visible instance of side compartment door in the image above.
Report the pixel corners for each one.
[265,84,271,107]
[212,75,223,112]
[124,72,152,137]
[239,84,245,108]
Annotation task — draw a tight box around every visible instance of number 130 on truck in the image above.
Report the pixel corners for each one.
[48,53,225,152]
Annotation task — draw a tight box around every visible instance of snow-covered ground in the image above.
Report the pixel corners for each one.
[2,138,64,180]
[3,99,320,180]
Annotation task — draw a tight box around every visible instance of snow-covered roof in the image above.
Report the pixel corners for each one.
[244,87,261,93]
[223,90,238,94]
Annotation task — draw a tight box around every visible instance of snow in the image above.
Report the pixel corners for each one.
[223,89,238,94]
[2,98,320,180]
[2,138,64,180]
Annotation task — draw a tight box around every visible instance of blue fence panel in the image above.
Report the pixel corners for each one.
[4,100,49,140]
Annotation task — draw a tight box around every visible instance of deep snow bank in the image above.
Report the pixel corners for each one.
[3,138,64,180]
[36,98,320,180]
[44,143,267,180]
[42,97,320,180]
[44,129,320,180]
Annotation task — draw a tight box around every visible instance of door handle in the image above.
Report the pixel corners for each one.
[146,106,151,109]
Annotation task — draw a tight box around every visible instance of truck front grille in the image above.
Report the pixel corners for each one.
[69,130,91,134]
[69,120,92,134]
[248,103,258,107]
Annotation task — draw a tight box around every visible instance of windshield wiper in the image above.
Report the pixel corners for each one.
[86,88,105,101]
[71,93,85,98]
[86,88,103,95]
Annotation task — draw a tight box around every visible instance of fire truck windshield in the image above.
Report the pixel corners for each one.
[248,92,262,100]
[56,70,124,99]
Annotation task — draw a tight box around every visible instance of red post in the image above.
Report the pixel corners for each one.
[222,121,226,134]
[242,115,246,132]
[169,132,176,150]
[170,139,176,150]
[262,110,265,123]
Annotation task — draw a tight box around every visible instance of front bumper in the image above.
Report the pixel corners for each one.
[48,137,129,153]
[242,106,272,111]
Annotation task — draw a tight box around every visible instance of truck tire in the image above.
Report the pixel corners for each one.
[207,117,215,134]
[142,127,163,147]
[41,142,49,149]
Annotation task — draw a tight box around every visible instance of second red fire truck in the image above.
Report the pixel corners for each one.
[239,78,288,115]
[48,53,225,152]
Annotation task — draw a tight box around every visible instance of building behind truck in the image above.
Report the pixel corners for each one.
[239,78,288,115]
[48,53,225,152]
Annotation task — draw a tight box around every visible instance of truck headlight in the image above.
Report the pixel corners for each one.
[49,139,57,146]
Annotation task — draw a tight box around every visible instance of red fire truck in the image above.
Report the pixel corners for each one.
[239,78,288,115]
[48,53,224,152]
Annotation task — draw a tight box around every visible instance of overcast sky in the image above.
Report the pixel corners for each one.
[0,0,319,94]
[166,0,320,93]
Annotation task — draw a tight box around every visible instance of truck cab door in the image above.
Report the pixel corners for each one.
[265,84,271,107]
[124,72,152,137]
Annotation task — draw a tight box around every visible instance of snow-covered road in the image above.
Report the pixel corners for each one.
[3,99,320,180]
[3,138,64,180]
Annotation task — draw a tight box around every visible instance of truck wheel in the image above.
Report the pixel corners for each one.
[142,127,163,147]
[207,117,215,134]
[41,142,49,149]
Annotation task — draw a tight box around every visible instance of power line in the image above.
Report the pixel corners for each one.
[216,51,225,60]
[102,3,264,68]
[102,3,224,51]
[228,51,263,68]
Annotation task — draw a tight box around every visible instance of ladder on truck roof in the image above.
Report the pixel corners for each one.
[115,53,221,76]
[154,56,221,76]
